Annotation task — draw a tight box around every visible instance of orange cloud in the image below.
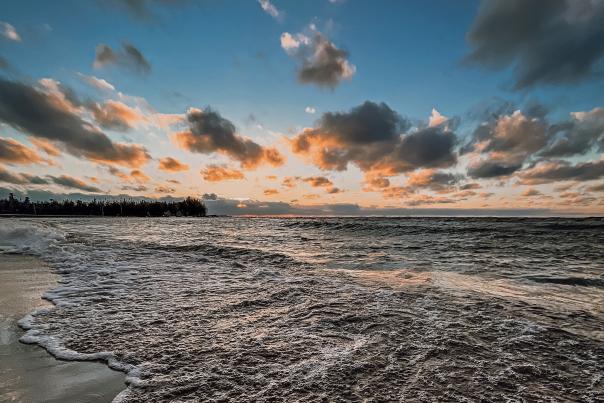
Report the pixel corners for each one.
[302,176,333,187]
[89,100,145,131]
[263,188,279,196]
[88,143,150,168]
[130,169,150,183]
[29,137,61,157]
[158,157,189,172]
[282,176,299,189]
[0,137,51,165]
[155,185,175,194]
[201,165,245,182]
[521,187,543,197]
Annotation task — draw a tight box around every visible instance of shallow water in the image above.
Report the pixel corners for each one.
[1,217,603,401]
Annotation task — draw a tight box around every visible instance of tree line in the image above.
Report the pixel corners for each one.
[0,193,207,217]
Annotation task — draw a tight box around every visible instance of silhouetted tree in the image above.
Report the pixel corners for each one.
[0,195,207,217]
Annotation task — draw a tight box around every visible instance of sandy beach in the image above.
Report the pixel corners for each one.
[0,254,125,403]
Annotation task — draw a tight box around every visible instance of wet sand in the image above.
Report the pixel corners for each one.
[0,254,125,403]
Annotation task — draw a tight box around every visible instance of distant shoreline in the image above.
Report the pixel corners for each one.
[0,214,229,218]
[1,214,601,219]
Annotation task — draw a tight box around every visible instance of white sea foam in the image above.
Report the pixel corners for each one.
[0,220,65,254]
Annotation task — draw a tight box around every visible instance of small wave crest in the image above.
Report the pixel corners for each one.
[0,220,65,254]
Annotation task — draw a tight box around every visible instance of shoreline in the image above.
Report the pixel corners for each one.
[0,254,126,403]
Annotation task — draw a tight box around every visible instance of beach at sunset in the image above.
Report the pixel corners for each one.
[1,0,604,401]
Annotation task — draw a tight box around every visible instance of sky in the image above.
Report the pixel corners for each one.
[0,0,603,215]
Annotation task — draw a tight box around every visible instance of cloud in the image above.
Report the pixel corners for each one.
[0,137,50,165]
[77,73,115,91]
[101,0,190,22]
[263,188,279,196]
[158,157,189,172]
[540,107,604,158]
[88,100,145,131]
[130,169,149,183]
[0,78,150,168]
[94,43,151,74]
[459,182,481,190]
[0,168,102,192]
[281,30,356,88]
[468,161,522,179]
[586,182,604,192]
[305,106,316,114]
[466,110,548,178]
[0,166,48,185]
[291,101,457,178]
[0,22,20,42]
[302,176,333,187]
[404,169,460,193]
[465,0,604,89]
[326,186,342,194]
[281,176,298,188]
[521,187,543,197]
[121,184,148,192]
[49,175,102,192]
[201,164,245,182]
[29,138,61,157]
[518,160,604,184]
[428,108,448,128]
[174,107,284,169]
[465,106,604,178]
[258,0,282,21]
[155,185,175,194]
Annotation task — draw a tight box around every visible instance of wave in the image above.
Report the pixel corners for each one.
[526,275,604,288]
[0,220,65,254]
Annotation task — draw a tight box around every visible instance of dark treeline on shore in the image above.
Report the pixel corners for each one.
[0,193,207,217]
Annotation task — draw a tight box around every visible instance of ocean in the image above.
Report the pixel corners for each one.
[1,217,603,402]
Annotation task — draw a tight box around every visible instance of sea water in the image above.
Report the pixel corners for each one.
[1,217,603,401]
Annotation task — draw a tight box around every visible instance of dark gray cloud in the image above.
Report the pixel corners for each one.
[465,106,604,178]
[540,108,604,158]
[519,160,604,184]
[174,107,284,168]
[49,175,102,192]
[94,43,151,74]
[465,0,604,89]
[281,32,356,88]
[0,78,150,167]
[121,184,148,192]
[0,166,100,192]
[291,101,457,175]
[0,166,48,185]
[468,161,522,179]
